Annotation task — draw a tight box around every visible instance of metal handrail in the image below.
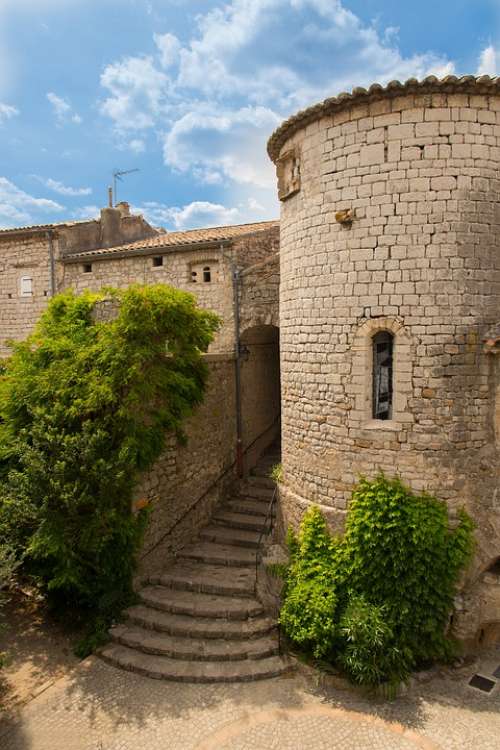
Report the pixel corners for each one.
[253,483,281,653]
[139,421,279,563]
[254,485,278,578]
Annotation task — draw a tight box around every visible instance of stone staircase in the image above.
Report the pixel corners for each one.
[99,445,290,683]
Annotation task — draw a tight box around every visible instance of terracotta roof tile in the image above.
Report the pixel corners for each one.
[65,220,279,260]
[0,219,92,236]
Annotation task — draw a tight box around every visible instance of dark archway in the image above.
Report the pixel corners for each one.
[239,324,280,473]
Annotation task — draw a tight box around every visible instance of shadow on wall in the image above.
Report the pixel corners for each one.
[240,324,281,474]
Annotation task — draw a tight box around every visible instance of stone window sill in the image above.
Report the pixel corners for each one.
[361,419,401,432]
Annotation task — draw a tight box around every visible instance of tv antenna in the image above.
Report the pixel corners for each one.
[112,168,139,205]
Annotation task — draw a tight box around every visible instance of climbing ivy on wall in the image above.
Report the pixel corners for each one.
[0,285,220,651]
[280,475,474,688]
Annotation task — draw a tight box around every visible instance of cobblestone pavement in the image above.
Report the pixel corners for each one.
[1,651,499,750]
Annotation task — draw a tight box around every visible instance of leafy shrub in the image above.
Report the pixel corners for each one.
[280,507,345,658]
[338,595,411,687]
[280,578,338,658]
[270,463,283,483]
[0,285,219,650]
[343,475,474,666]
[279,475,474,687]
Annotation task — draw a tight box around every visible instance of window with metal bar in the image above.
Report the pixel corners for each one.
[372,331,393,420]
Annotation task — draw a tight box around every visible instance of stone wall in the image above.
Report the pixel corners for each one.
[272,80,500,645]
[62,247,236,354]
[57,207,157,255]
[237,251,281,469]
[240,324,281,472]
[239,253,280,332]
[0,208,157,356]
[136,354,237,578]
[63,226,280,356]
[234,225,280,271]
[0,231,53,356]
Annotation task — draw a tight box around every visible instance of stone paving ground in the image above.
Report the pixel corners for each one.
[1,648,500,750]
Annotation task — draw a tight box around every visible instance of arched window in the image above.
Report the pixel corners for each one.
[203,266,211,283]
[372,331,393,420]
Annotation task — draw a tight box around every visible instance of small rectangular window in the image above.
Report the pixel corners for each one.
[83,263,92,274]
[152,256,163,267]
[373,331,393,420]
[20,276,33,297]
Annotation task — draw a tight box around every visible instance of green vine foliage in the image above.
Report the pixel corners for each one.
[338,595,412,688]
[0,285,220,650]
[280,507,345,658]
[344,475,475,667]
[280,475,474,687]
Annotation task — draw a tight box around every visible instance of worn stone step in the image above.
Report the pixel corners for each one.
[259,457,280,468]
[225,499,270,517]
[139,585,263,620]
[150,561,255,598]
[200,525,261,549]
[251,467,274,479]
[125,605,275,640]
[110,623,279,661]
[100,643,291,683]
[247,475,276,489]
[239,483,275,500]
[178,541,258,567]
[213,511,269,533]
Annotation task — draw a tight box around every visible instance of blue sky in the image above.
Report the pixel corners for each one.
[0,0,499,230]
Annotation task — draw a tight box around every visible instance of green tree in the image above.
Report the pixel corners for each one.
[0,285,220,649]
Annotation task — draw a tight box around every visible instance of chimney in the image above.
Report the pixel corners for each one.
[116,201,130,217]
[100,207,122,247]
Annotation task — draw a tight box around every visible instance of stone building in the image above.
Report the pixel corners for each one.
[0,202,157,354]
[267,74,500,649]
[63,217,281,574]
[1,74,499,652]
[0,204,281,575]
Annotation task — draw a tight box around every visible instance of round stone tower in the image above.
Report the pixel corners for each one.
[268,75,500,647]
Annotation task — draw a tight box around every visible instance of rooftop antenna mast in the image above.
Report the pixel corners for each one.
[112,168,139,206]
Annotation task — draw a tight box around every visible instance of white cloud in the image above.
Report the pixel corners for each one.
[154,32,181,69]
[73,205,100,220]
[0,102,19,124]
[477,45,499,76]
[34,176,92,196]
[138,200,241,230]
[172,0,455,108]
[100,56,169,131]
[163,105,280,188]
[128,138,146,154]
[99,0,457,221]
[0,177,63,228]
[47,92,82,125]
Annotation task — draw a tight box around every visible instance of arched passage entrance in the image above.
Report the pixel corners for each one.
[239,324,280,473]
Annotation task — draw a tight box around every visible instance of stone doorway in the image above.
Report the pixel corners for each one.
[239,324,281,473]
